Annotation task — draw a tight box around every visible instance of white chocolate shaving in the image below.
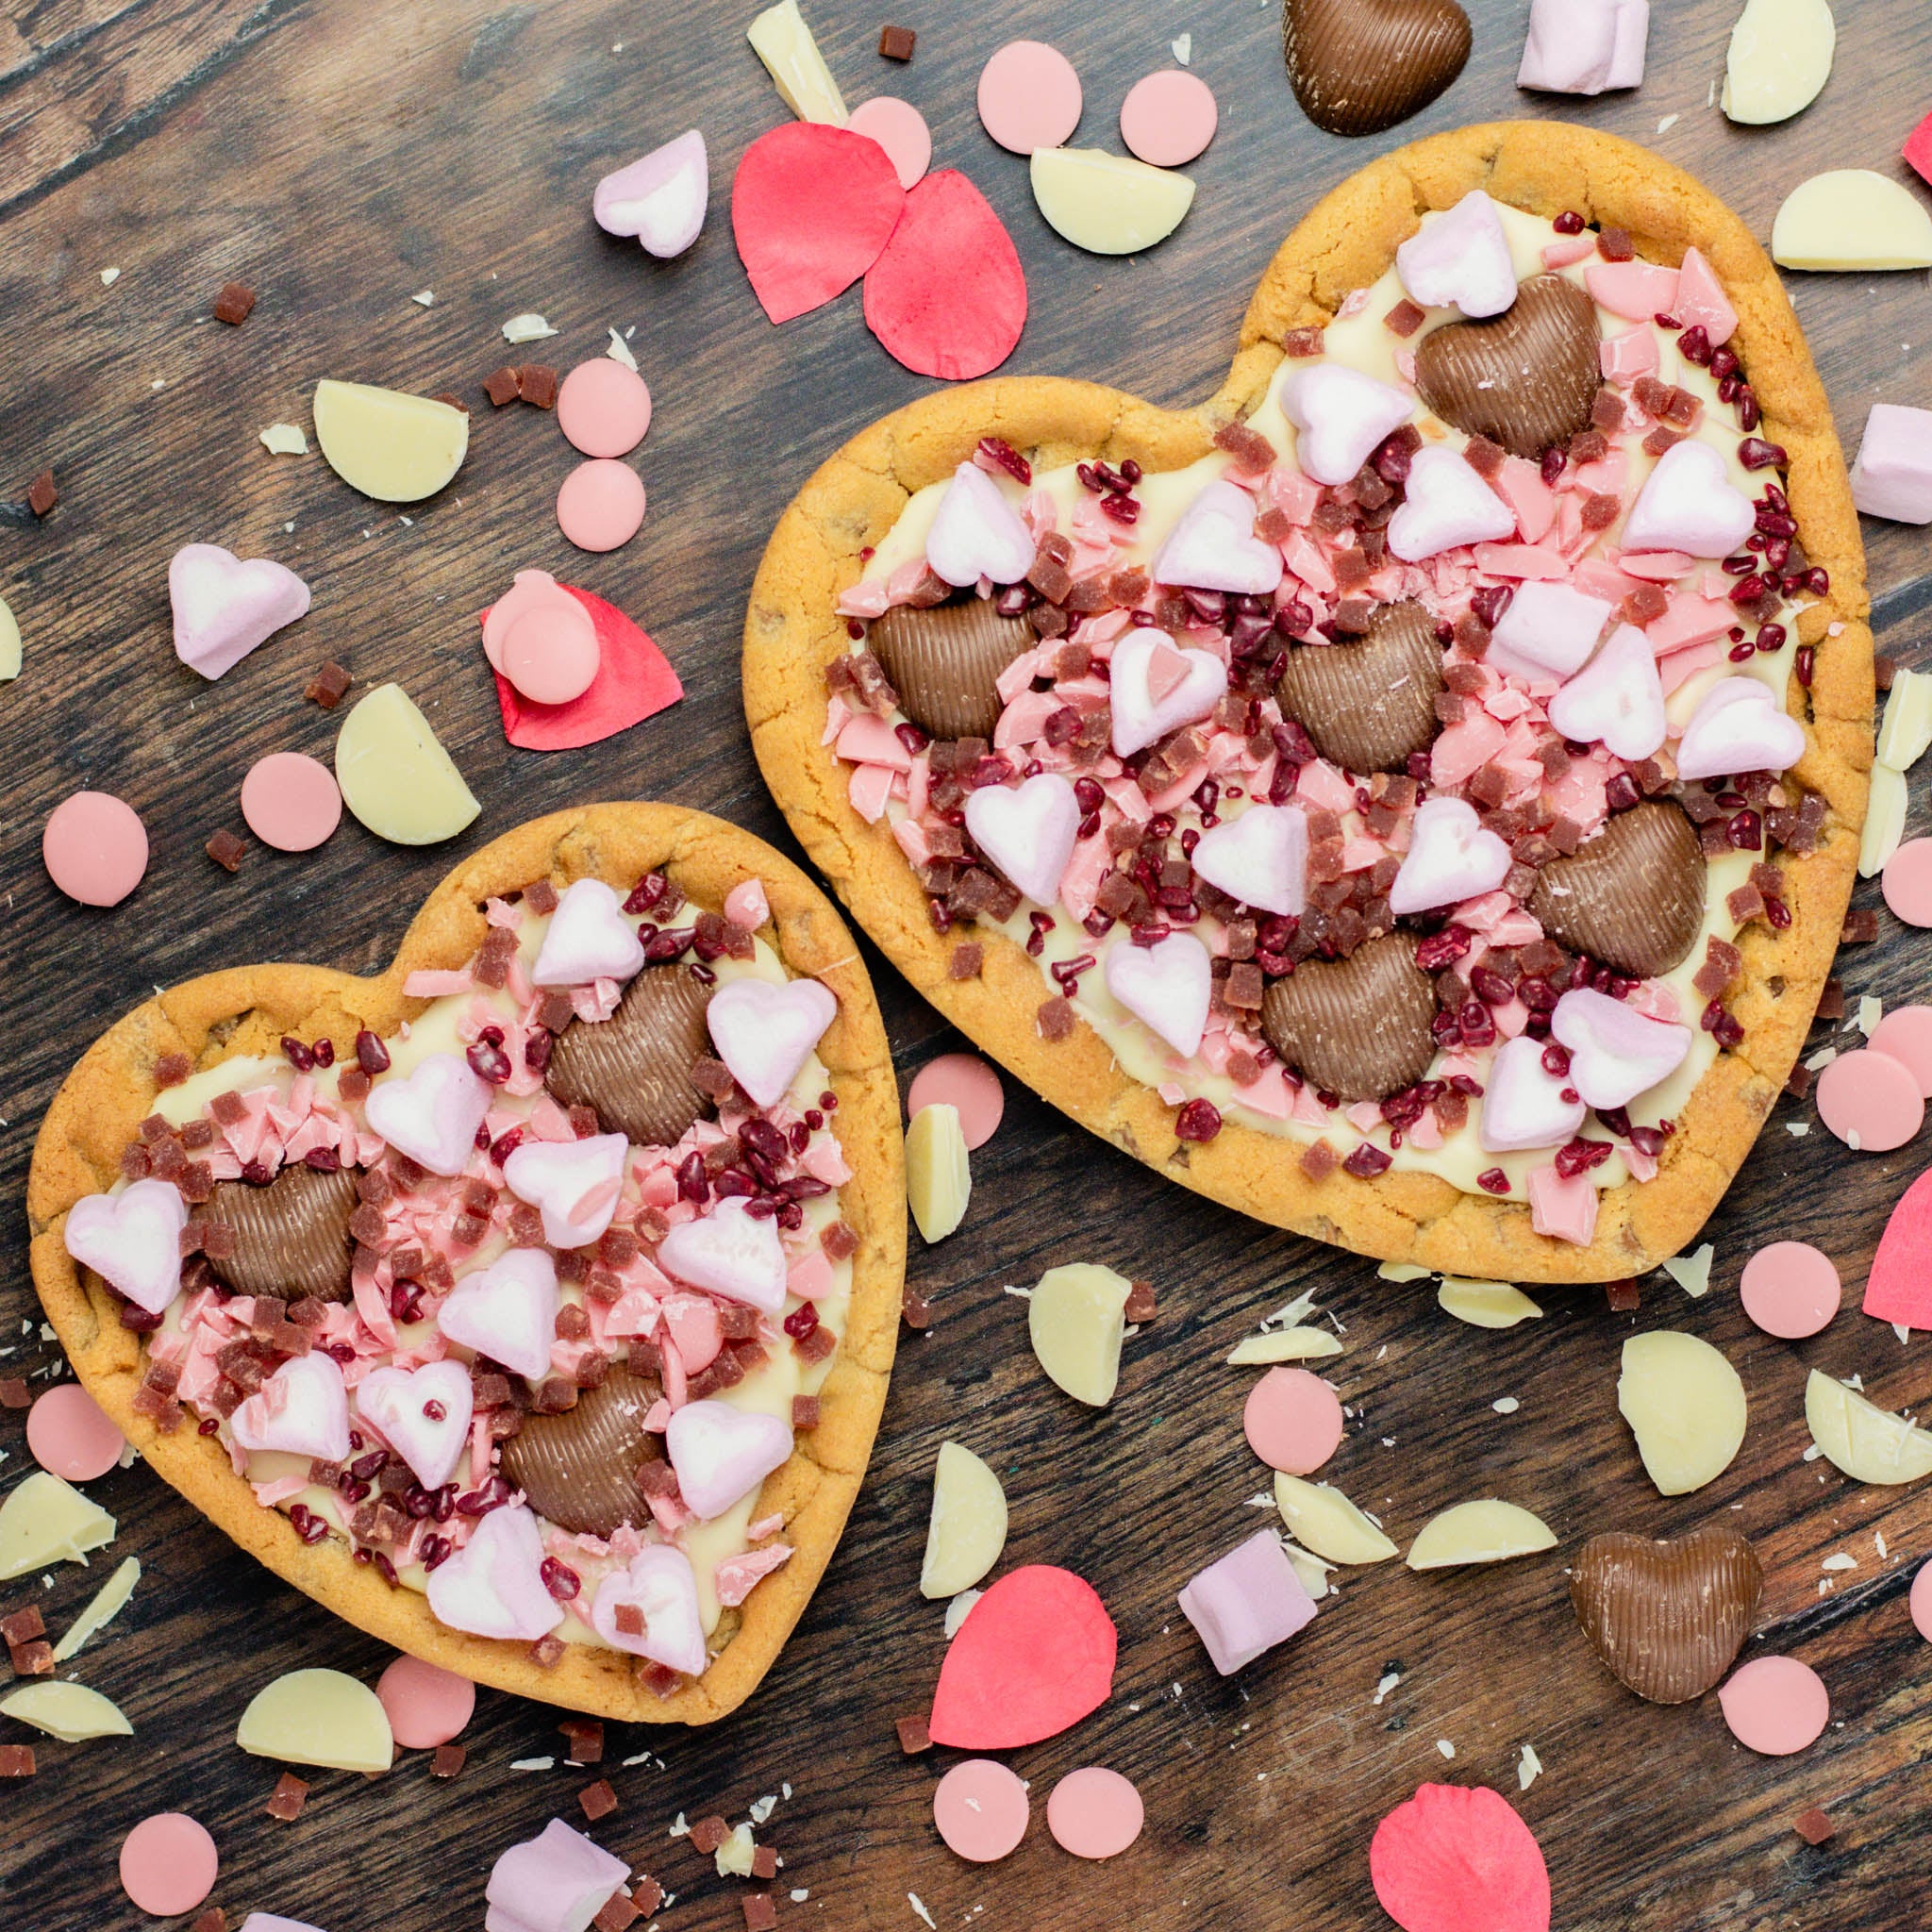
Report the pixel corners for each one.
[1028,1263,1132,1407]
[1876,667,1932,774]
[1225,1328,1342,1365]
[1858,765,1908,877]
[1437,1278,1543,1329]
[1407,1498,1557,1570]
[501,311,559,343]
[1660,1243,1715,1299]
[51,1556,140,1662]
[258,422,308,457]
[0,1474,116,1580]
[746,0,848,124]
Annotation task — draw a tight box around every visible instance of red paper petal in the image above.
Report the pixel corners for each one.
[1863,1166,1932,1329]
[1370,1785,1551,1932]
[863,169,1027,381]
[928,1565,1115,1749]
[483,585,682,751]
[732,123,906,325]
[1907,111,1932,192]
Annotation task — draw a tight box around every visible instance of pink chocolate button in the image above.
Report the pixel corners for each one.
[977,41,1082,154]
[376,1653,476,1749]
[556,459,647,553]
[908,1054,1005,1151]
[1912,1560,1932,1643]
[240,752,342,853]
[1739,1241,1840,1340]
[1241,1366,1344,1474]
[557,358,653,459]
[848,95,932,190]
[1815,1048,1925,1152]
[1119,69,1219,168]
[1046,1766,1144,1858]
[1870,1005,1932,1097]
[119,1812,219,1917]
[43,791,148,907]
[1718,1655,1830,1756]
[26,1383,125,1482]
[933,1757,1030,1862]
[1882,837,1932,926]
[499,597,601,706]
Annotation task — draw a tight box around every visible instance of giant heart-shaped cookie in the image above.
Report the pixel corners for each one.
[1570,1526,1763,1704]
[27,804,905,1724]
[1283,0,1473,139]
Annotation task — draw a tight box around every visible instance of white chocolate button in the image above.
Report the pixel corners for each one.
[1859,764,1908,878]
[1029,146,1195,256]
[1772,172,1932,272]
[1028,1262,1133,1407]
[919,1441,1008,1599]
[312,380,468,503]
[907,1102,971,1243]
[746,0,847,123]
[1804,1369,1932,1484]
[0,1679,133,1740]
[1407,1499,1557,1570]
[1273,1474,1400,1565]
[237,1668,394,1773]
[1437,1278,1544,1328]
[0,592,19,682]
[334,682,481,845]
[1617,1331,1748,1496]
[1722,0,1836,125]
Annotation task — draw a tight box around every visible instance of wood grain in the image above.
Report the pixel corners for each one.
[2,2,1929,1927]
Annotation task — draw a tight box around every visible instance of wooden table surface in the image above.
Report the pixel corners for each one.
[5,2,1932,1926]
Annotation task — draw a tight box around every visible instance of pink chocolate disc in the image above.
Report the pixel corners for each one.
[240,752,342,853]
[848,95,932,190]
[376,1654,476,1749]
[1718,1655,1830,1757]
[907,1054,1005,1150]
[42,791,149,907]
[1815,1049,1925,1153]
[557,459,647,553]
[1870,1005,1932,1098]
[557,358,653,459]
[1046,1766,1144,1859]
[119,1812,219,1916]
[1882,838,1932,926]
[1119,69,1219,168]
[26,1383,125,1482]
[1912,1561,1932,1643]
[1242,1366,1344,1474]
[499,598,600,706]
[977,41,1082,155]
[933,1757,1030,1862]
[1739,1241,1840,1340]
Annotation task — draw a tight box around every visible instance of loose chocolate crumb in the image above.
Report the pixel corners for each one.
[431,1742,467,1779]
[1815,978,1845,1021]
[0,1379,32,1410]
[1785,1062,1813,1098]
[901,1288,933,1331]
[1840,908,1879,944]
[1874,655,1896,692]
[751,1844,779,1881]
[0,1744,33,1777]
[518,365,559,409]
[212,280,257,325]
[192,1911,228,1932]
[0,1609,44,1647]
[689,1814,730,1856]
[895,1715,932,1754]
[742,1894,778,1932]
[484,366,522,408]
[265,1772,308,1821]
[1605,1278,1641,1312]
[6,1640,53,1678]
[305,659,352,708]
[878,23,915,58]
[579,1777,619,1823]
[1124,1280,1158,1324]
[206,828,246,873]
[26,471,57,518]
[1793,1806,1835,1845]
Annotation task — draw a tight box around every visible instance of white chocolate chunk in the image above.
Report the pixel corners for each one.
[716,1824,758,1877]
[0,1680,132,1741]
[1028,1263,1133,1407]
[906,1104,971,1243]
[1273,1474,1401,1565]
[1029,147,1196,256]
[1282,1540,1335,1601]
[335,683,480,845]
[0,592,19,682]
[1437,1278,1544,1329]
[942,1589,982,1638]
[52,1556,141,1662]
[919,1441,1008,1599]
[1805,1370,1932,1484]
[0,1473,116,1580]
[746,0,848,125]
[1858,764,1907,878]
[312,379,469,503]
[607,327,640,372]
[500,312,558,343]
[237,1667,393,1773]
[1876,667,1932,774]
[1772,172,1932,272]
[1225,1328,1343,1365]
[1617,1331,1748,1495]
[1407,1499,1557,1571]
[258,422,308,457]
[1518,1742,1543,1790]
[1660,1243,1715,1299]
[1722,0,1836,125]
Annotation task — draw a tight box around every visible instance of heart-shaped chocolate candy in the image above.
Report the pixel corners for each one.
[1275,600,1444,774]
[1414,273,1601,459]
[1528,800,1705,978]
[1260,932,1438,1103]
[1282,0,1473,137]
[197,1160,359,1302]
[499,1371,666,1539]
[867,596,1036,741]
[1571,1525,1762,1704]
[544,964,716,1146]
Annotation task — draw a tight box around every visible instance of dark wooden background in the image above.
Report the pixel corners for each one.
[4,2,1931,1926]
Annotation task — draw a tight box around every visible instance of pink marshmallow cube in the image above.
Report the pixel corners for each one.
[1518,0,1648,94]
[1850,404,1932,525]
[485,1819,629,1932]
[1177,1529,1317,1675]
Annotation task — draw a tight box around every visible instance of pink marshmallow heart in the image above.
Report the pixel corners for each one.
[230,1353,352,1463]
[705,975,838,1108]
[1395,191,1519,318]
[963,772,1081,906]
[1103,931,1213,1058]
[364,1053,493,1177]
[168,542,311,681]
[1551,987,1692,1110]
[1547,623,1667,759]
[531,878,646,987]
[1518,0,1648,93]
[1177,1528,1317,1676]
[1479,1035,1588,1154]
[1278,364,1416,487]
[354,1359,475,1490]
[1108,629,1228,758]
[665,1398,793,1521]
[425,1502,563,1642]
[593,128,708,258]
[1850,403,1932,524]
[589,1544,709,1676]
[1674,675,1807,780]
[1488,579,1614,683]
[1387,445,1518,562]
[1674,246,1737,349]
[488,1820,631,1932]
[1150,478,1285,595]
[1189,804,1309,916]
[924,462,1035,588]
[1389,797,1513,915]
[657,1196,789,1312]
[503,1132,629,1249]
[438,1251,561,1381]
[62,1178,188,1316]
[1622,439,1756,558]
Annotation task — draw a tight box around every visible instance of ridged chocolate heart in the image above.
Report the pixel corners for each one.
[198,1161,359,1302]
[1275,600,1444,774]
[1529,801,1706,978]
[1571,1526,1762,1704]
[1282,0,1472,138]
[1414,274,1601,459]
[545,965,715,1147]
[500,1373,666,1538]
[867,595,1036,741]
[1261,932,1438,1102]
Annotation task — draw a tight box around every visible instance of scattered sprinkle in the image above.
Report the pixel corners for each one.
[1660,1243,1714,1299]
[1435,1739,1456,1759]
[1172,32,1193,64]
[1895,1323,1912,1345]
[1822,1553,1857,1572]
[502,311,559,343]
[1786,1122,1811,1137]
[1857,994,1884,1038]
[1805,1046,1840,1072]
[1518,1742,1543,1790]
[908,1894,936,1928]
[1002,1284,1032,1300]
[1492,1396,1521,1414]
[607,327,639,372]
[749,1794,777,1825]
[510,1756,555,1772]
[1374,1672,1402,1706]
[411,290,435,308]
[1657,114,1679,133]
[100,268,121,287]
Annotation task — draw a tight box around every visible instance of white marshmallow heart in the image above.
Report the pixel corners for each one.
[665,1398,793,1521]
[1103,931,1213,1058]
[705,975,838,1108]
[1550,987,1692,1110]
[589,1544,708,1675]
[531,878,646,987]
[1189,804,1309,916]
[425,1502,563,1642]
[1279,364,1417,487]
[963,773,1081,907]
[1674,675,1807,780]
[1622,439,1757,558]
[1150,478,1285,595]
[1387,445,1518,563]
[1395,191,1519,318]
[364,1053,493,1177]
[62,1178,188,1315]
[230,1353,352,1463]
[657,1197,789,1313]
[503,1132,629,1249]
[354,1359,475,1491]
[1108,628,1229,758]
[592,128,708,257]
[1488,580,1614,683]
[1389,797,1514,916]
[924,462,1035,588]
[169,542,311,681]
[1479,1035,1589,1154]
[437,1250,561,1381]
[1547,623,1668,760]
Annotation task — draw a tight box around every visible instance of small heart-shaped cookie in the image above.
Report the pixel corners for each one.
[355,1359,475,1491]
[665,1398,792,1521]
[963,772,1082,907]
[364,1053,493,1178]
[544,964,716,1147]
[1571,1525,1762,1703]
[1390,796,1513,915]
[1528,801,1706,976]
[1260,933,1438,1102]
[1551,987,1693,1111]
[657,1196,790,1312]
[1275,600,1445,774]
[169,542,310,680]
[867,596,1037,741]
[705,976,837,1109]
[590,1544,708,1676]
[924,462,1035,589]
[1674,675,1807,782]
[1282,0,1473,138]
[1479,1036,1588,1154]
[198,1161,358,1303]
[436,1249,560,1381]
[501,1374,665,1539]
[502,1132,628,1249]
[533,878,647,987]
[63,1177,187,1316]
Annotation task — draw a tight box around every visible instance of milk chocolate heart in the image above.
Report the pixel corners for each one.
[1414,273,1601,458]
[1571,1526,1762,1703]
[1275,600,1444,774]
[1528,801,1705,977]
[197,1161,359,1303]
[866,595,1036,741]
[544,964,717,1147]
[500,1372,667,1539]
[1283,0,1473,138]
[1261,934,1438,1102]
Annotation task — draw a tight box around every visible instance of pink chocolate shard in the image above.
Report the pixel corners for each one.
[1177,1528,1317,1675]
[1850,404,1932,524]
